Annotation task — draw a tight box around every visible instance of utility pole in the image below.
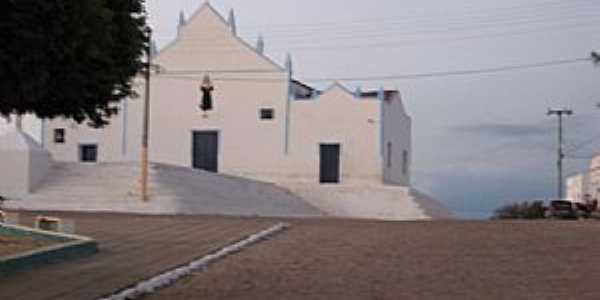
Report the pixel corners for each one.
[15,114,23,132]
[140,27,152,202]
[547,108,573,199]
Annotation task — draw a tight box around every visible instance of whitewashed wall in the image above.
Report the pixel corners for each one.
[588,155,600,201]
[0,131,51,199]
[0,114,42,142]
[41,3,412,186]
[286,84,382,183]
[566,173,586,203]
[382,92,412,186]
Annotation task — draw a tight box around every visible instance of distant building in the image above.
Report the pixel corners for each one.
[587,154,600,201]
[566,173,587,203]
[566,153,600,203]
[40,3,412,186]
[0,115,41,142]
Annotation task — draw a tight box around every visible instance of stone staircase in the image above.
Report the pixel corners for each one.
[275,182,434,220]
[6,162,323,217]
[5,162,451,220]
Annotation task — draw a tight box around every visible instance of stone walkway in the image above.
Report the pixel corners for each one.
[148,219,600,300]
[0,212,276,300]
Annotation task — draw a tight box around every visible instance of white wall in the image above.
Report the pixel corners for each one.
[0,131,51,199]
[587,155,600,202]
[43,106,128,162]
[286,84,382,183]
[382,92,412,186]
[41,3,412,186]
[0,114,42,142]
[566,174,586,203]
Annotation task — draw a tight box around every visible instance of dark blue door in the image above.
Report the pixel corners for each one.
[320,144,340,183]
[192,131,219,173]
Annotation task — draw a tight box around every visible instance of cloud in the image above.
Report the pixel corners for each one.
[452,123,551,138]
[414,167,555,219]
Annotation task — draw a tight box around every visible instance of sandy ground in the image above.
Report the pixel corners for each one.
[148,219,600,300]
[0,234,56,257]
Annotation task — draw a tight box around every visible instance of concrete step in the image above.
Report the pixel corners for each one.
[9,162,323,218]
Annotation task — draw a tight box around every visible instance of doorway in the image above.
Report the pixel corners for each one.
[79,144,98,163]
[319,144,340,184]
[192,131,219,173]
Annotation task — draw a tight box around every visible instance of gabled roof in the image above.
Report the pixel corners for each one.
[0,130,46,152]
[321,81,354,95]
[155,2,284,72]
[320,82,399,101]
[291,79,318,100]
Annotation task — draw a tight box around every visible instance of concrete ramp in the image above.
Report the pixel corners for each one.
[5,162,323,217]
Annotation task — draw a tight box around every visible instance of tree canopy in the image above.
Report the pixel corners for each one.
[0,0,147,127]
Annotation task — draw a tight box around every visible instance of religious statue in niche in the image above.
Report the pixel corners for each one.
[199,75,214,117]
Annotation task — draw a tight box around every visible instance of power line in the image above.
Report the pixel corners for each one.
[565,132,600,153]
[244,9,600,40]
[174,17,600,49]
[156,1,600,50]
[251,18,600,44]
[238,0,597,32]
[301,58,592,82]
[159,10,600,43]
[159,19,598,54]
[261,22,597,52]
[155,57,593,83]
[157,74,283,83]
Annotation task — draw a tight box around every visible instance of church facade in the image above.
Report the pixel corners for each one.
[41,3,412,186]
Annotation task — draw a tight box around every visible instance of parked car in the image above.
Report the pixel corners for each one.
[546,200,578,220]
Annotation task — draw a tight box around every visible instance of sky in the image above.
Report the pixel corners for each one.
[4,0,600,218]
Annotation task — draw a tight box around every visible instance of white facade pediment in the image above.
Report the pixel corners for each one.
[155,3,284,74]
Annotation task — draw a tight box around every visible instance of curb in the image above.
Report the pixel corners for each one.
[100,222,290,300]
[0,224,98,275]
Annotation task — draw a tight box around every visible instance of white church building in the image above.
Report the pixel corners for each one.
[34,3,412,186]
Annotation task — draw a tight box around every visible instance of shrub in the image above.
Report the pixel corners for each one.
[493,201,546,220]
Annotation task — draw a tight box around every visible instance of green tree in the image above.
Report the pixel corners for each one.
[0,0,147,127]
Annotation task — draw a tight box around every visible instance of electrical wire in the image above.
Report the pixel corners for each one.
[155,57,592,83]
[237,0,597,32]
[301,58,592,82]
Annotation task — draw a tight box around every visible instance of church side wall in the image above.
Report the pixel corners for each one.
[382,93,411,186]
[44,105,127,163]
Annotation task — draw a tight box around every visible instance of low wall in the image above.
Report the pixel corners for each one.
[0,223,97,275]
[0,131,52,199]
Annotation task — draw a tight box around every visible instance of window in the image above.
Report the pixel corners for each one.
[402,150,409,175]
[386,142,393,168]
[260,108,275,120]
[54,128,65,144]
[79,144,98,163]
